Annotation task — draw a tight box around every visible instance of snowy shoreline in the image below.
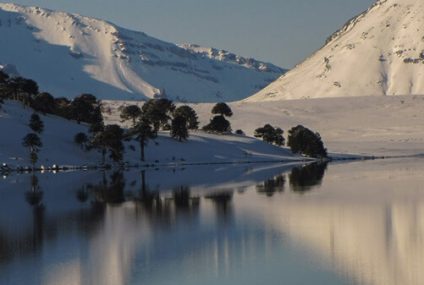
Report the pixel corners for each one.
[0,158,312,174]
[4,94,424,175]
[5,153,421,175]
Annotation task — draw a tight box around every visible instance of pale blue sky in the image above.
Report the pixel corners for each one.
[11,0,374,67]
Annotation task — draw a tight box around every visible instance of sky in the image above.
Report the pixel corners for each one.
[10,0,374,68]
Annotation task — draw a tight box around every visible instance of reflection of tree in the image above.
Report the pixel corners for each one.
[31,204,45,253]
[2,175,109,266]
[76,185,91,203]
[0,200,106,266]
[205,191,233,223]
[139,170,160,209]
[93,171,126,204]
[76,201,106,235]
[289,162,328,192]
[173,186,191,209]
[25,175,43,207]
[14,174,46,264]
[136,180,202,228]
[256,175,286,197]
[172,186,200,216]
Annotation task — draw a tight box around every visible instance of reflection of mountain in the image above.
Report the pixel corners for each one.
[262,160,424,285]
[38,191,265,285]
[4,160,424,285]
[0,162,332,285]
[268,200,424,285]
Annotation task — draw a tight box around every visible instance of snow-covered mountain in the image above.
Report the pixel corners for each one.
[0,3,284,102]
[248,0,424,101]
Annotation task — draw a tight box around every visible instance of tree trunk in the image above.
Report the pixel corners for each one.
[140,140,145,161]
[101,148,106,165]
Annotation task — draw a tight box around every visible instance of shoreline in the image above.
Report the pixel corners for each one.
[3,153,423,175]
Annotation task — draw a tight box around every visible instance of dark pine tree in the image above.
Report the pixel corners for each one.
[255,124,276,143]
[287,125,327,158]
[31,92,56,114]
[70,94,101,124]
[22,133,42,168]
[254,124,285,146]
[203,115,231,133]
[141,99,175,131]
[211,102,233,117]
[203,102,233,134]
[120,105,142,127]
[173,105,199,129]
[74,132,89,150]
[7,77,39,105]
[29,113,44,134]
[132,118,157,161]
[53,97,72,118]
[171,116,189,142]
[91,125,124,164]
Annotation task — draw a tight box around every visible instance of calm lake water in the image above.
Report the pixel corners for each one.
[0,158,423,285]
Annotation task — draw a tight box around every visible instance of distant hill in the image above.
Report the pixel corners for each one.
[248,0,424,101]
[0,3,285,102]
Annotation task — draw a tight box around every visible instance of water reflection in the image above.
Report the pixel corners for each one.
[289,162,328,192]
[93,171,126,204]
[75,185,90,203]
[25,175,44,207]
[0,163,330,285]
[3,160,424,285]
[1,177,45,266]
[1,183,107,269]
[205,191,234,224]
[138,170,160,207]
[256,175,285,196]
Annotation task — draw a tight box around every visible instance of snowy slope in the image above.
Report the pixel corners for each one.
[0,3,284,102]
[103,94,424,157]
[248,0,424,101]
[0,100,301,167]
[226,96,424,156]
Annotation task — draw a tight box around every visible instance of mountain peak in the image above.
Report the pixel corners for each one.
[0,3,284,102]
[247,0,424,102]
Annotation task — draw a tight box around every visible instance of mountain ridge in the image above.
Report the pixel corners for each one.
[0,3,285,102]
[247,0,424,102]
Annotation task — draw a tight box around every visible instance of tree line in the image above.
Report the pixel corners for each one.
[0,70,328,169]
[254,123,327,158]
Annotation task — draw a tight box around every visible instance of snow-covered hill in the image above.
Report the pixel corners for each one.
[248,0,424,101]
[103,94,424,157]
[0,3,284,102]
[0,101,301,167]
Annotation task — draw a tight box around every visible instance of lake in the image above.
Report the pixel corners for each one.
[0,158,423,285]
